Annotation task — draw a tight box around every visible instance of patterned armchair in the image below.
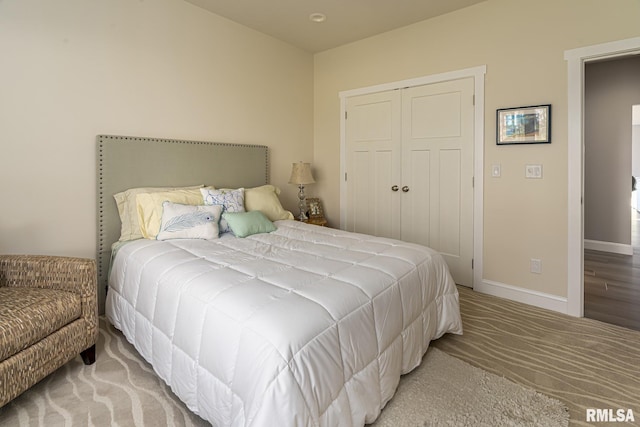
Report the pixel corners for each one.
[0,255,98,407]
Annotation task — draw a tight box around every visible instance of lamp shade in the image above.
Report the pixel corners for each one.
[288,162,315,185]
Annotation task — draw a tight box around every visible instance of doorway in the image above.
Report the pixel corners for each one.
[583,57,640,331]
[565,36,640,324]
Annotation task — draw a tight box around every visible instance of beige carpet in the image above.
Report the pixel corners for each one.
[0,316,569,427]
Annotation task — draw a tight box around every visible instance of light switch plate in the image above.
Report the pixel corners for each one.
[525,164,542,179]
[492,164,501,178]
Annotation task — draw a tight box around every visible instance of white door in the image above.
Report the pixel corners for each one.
[345,78,474,287]
[345,90,402,238]
[401,78,475,286]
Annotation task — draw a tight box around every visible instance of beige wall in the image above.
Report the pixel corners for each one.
[313,0,640,298]
[0,0,313,258]
[3,0,640,301]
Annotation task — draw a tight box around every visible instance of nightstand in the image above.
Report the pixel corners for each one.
[305,217,328,227]
[296,217,328,227]
[296,198,328,226]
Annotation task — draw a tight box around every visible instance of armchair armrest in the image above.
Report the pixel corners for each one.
[0,255,98,345]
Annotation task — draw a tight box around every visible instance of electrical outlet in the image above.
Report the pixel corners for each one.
[530,258,542,274]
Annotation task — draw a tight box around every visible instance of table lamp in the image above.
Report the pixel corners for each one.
[289,162,315,221]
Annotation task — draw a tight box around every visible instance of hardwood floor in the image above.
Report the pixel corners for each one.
[584,209,640,331]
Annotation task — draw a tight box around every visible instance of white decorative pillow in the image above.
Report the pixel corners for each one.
[156,202,223,241]
[201,188,245,233]
[136,188,206,239]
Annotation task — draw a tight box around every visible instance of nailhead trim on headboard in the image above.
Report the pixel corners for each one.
[96,135,269,314]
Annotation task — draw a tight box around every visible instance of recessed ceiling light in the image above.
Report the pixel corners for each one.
[309,12,326,23]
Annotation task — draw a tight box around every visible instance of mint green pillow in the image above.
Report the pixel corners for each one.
[222,210,276,238]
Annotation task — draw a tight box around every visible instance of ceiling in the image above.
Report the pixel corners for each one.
[183,0,486,53]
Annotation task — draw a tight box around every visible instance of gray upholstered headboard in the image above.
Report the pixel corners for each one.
[97,135,269,313]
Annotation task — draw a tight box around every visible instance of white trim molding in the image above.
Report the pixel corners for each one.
[565,36,640,317]
[584,239,633,256]
[338,65,486,288]
[476,280,568,314]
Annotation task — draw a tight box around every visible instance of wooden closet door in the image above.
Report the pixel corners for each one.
[401,78,475,287]
[345,90,402,238]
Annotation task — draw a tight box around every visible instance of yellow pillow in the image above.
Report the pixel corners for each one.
[114,185,203,241]
[244,185,293,221]
[136,189,206,239]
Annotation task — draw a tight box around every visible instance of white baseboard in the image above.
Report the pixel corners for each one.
[584,239,633,255]
[475,280,569,314]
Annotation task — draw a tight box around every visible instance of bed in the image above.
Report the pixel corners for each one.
[98,135,463,427]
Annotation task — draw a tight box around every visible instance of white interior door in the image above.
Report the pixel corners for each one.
[401,78,475,286]
[345,90,401,238]
[344,78,475,287]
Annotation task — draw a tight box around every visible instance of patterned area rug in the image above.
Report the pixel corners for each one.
[0,318,569,426]
[0,318,208,427]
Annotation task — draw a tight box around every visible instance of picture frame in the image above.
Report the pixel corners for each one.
[305,198,324,219]
[496,104,551,145]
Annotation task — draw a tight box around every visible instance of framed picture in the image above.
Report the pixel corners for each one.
[305,198,324,219]
[497,104,551,145]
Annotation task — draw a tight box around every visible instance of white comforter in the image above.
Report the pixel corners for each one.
[106,220,462,427]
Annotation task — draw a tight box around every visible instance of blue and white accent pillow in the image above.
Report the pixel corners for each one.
[156,202,223,241]
[200,188,245,233]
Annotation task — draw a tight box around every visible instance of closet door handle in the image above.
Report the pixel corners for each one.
[391,185,399,192]
[402,186,410,193]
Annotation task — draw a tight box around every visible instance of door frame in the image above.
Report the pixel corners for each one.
[338,65,486,287]
[565,37,640,316]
